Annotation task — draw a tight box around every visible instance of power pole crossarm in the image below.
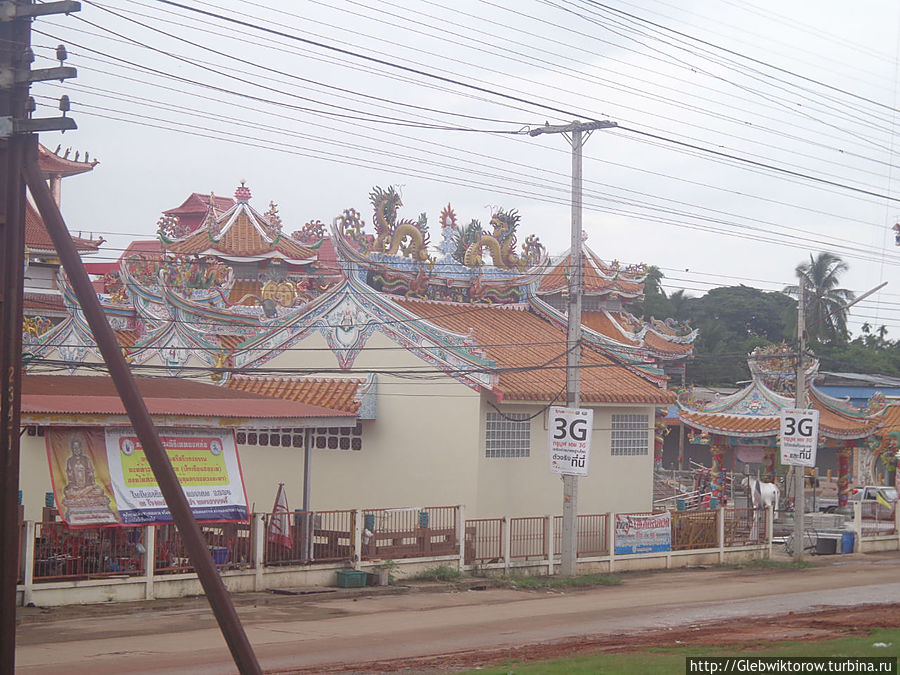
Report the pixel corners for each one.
[529,120,618,136]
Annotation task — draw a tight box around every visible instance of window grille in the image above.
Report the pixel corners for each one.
[237,424,363,451]
[485,412,530,458]
[611,414,649,456]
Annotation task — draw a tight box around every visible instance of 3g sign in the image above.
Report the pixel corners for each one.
[548,406,593,476]
[779,408,820,468]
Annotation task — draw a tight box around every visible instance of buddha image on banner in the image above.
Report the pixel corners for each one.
[45,427,249,527]
[46,428,120,526]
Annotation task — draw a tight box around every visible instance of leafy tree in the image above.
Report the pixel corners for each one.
[784,252,855,343]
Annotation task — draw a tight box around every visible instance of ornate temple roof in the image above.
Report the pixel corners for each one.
[394,298,675,404]
[538,245,647,299]
[677,348,881,441]
[25,200,101,255]
[37,143,98,177]
[164,192,236,234]
[161,184,317,263]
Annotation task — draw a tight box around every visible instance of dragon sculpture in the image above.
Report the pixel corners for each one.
[452,208,543,271]
[368,186,431,262]
[291,219,327,246]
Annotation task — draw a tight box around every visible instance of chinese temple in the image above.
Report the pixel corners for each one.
[676,344,885,506]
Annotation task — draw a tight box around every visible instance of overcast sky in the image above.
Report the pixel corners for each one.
[32,0,900,337]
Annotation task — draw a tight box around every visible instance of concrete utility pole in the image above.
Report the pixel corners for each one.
[793,284,806,561]
[530,119,616,576]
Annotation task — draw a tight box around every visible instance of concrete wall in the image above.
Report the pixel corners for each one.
[475,402,656,518]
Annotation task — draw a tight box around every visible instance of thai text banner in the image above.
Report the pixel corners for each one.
[615,512,671,555]
[106,428,249,525]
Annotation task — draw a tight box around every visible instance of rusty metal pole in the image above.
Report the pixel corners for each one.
[23,139,261,674]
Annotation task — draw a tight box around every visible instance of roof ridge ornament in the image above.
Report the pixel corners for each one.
[234,180,252,204]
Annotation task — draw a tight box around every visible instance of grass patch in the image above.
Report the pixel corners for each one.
[716,558,813,570]
[463,628,900,674]
[494,573,622,589]
[408,564,464,582]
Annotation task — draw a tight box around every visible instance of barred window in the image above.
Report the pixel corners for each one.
[310,423,363,451]
[485,412,530,458]
[611,414,649,456]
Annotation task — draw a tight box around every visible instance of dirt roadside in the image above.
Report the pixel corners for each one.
[16,551,900,674]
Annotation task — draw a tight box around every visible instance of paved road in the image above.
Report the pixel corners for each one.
[16,552,900,674]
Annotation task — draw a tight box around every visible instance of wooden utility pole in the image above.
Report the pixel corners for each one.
[530,119,616,576]
[1,2,261,671]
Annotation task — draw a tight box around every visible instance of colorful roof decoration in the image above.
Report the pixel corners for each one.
[160,184,318,263]
[538,244,647,299]
[332,186,547,305]
[163,191,236,235]
[677,346,881,441]
[38,143,98,177]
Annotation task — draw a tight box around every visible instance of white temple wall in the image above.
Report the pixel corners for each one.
[474,401,655,518]
[255,330,482,513]
[20,433,55,522]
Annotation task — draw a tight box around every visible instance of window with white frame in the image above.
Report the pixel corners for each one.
[611,414,649,456]
[485,412,530,458]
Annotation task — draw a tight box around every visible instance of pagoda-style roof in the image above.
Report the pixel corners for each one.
[538,245,647,300]
[162,184,317,264]
[581,308,695,361]
[678,351,881,441]
[37,143,98,177]
[25,200,101,255]
[164,192,236,234]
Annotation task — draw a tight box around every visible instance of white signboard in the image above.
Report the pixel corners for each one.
[548,406,593,476]
[615,512,671,555]
[779,408,819,467]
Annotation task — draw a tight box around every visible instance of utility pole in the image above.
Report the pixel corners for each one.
[530,119,616,576]
[1,2,78,670]
[1,2,260,672]
[793,284,806,561]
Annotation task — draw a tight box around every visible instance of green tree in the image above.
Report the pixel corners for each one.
[784,252,855,343]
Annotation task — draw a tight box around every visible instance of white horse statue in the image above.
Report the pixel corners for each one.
[740,476,780,509]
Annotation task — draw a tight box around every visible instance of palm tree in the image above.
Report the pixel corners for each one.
[784,252,855,343]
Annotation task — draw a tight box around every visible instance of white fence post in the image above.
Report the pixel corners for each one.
[23,521,35,607]
[545,515,554,576]
[253,513,266,591]
[767,505,774,558]
[353,509,363,570]
[607,512,616,573]
[457,505,466,572]
[853,501,862,552]
[143,524,155,600]
[502,516,511,573]
[717,506,725,563]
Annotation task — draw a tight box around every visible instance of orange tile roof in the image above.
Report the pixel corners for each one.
[394,299,673,404]
[25,201,100,253]
[644,331,694,356]
[582,310,639,345]
[22,374,355,420]
[539,251,644,297]
[225,375,362,414]
[38,143,97,177]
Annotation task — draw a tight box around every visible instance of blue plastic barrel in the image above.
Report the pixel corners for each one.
[841,531,855,554]
[676,498,686,511]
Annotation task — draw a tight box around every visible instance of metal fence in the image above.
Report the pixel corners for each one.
[671,510,718,551]
[262,510,354,566]
[464,518,503,564]
[154,522,252,574]
[552,514,609,558]
[360,506,458,561]
[33,521,146,581]
[724,507,768,546]
[509,516,547,561]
